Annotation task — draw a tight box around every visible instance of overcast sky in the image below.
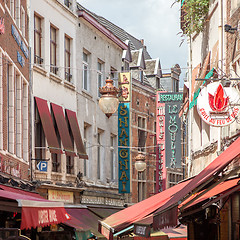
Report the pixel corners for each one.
[77,0,188,84]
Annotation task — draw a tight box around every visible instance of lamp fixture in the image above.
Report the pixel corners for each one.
[134,153,146,172]
[99,78,120,118]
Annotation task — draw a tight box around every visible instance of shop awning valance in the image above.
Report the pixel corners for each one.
[51,103,76,156]
[35,97,62,154]
[153,136,240,230]
[0,187,68,230]
[98,180,190,240]
[65,109,88,159]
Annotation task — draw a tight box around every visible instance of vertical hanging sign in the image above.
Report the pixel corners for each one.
[156,91,166,192]
[118,72,131,193]
[118,103,130,193]
[159,93,183,168]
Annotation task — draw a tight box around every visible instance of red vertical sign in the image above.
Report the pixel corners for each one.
[156,91,167,192]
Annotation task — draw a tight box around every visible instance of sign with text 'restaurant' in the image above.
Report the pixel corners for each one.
[159,92,183,169]
[197,82,240,127]
[118,102,130,193]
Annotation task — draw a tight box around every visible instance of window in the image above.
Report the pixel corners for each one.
[139,69,144,82]
[65,36,72,82]
[123,60,130,71]
[15,73,21,158]
[110,135,116,181]
[50,25,58,74]
[20,7,25,37]
[7,63,14,153]
[97,61,103,97]
[97,131,102,180]
[10,0,16,19]
[34,14,43,65]
[138,171,146,202]
[66,156,74,174]
[138,116,147,152]
[35,103,46,161]
[110,67,118,87]
[156,77,160,89]
[52,153,61,172]
[83,52,90,91]
[83,125,88,177]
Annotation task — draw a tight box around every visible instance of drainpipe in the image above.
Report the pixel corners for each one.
[187,35,193,177]
[218,0,224,153]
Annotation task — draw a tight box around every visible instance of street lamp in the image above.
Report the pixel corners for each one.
[134,153,146,172]
[99,78,120,118]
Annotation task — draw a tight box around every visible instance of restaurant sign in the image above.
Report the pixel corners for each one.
[48,190,73,203]
[158,92,183,169]
[118,102,130,193]
[197,82,240,127]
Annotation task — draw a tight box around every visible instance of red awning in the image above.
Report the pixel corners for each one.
[65,109,88,159]
[51,103,76,156]
[66,207,103,237]
[98,180,190,240]
[180,177,240,211]
[153,136,240,230]
[0,187,68,230]
[35,97,62,154]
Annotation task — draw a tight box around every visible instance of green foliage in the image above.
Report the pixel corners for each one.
[179,0,210,36]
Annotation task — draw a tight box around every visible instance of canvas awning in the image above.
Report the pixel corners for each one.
[98,180,190,240]
[65,109,88,159]
[153,136,240,230]
[51,103,76,156]
[35,97,62,154]
[0,186,68,229]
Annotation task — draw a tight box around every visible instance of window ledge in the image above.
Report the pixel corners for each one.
[64,80,75,90]
[82,89,93,99]
[50,72,62,83]
[33,64,47,76]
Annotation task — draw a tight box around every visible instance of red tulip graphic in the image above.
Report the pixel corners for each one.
[208,84,229,112]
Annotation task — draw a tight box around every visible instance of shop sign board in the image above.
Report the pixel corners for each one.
[118,72,131,102]
[0,156,21,178]
[197,82,240,127]
[118,102,130,193]
[48,190,74,203]
[158,92,183,169]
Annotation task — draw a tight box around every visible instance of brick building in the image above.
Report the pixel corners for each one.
[0,0,30,180]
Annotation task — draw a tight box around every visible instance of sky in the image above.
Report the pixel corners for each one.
[77,0,188,85]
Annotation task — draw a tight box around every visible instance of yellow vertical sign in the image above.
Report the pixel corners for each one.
[118,72,131,102]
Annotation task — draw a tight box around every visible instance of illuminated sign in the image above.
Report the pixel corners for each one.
[158,92,182,169]
[118,72,131,102]
[118,103,130,193]
[197,82,240,126]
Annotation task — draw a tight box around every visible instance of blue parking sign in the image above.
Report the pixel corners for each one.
[37,161,48,172]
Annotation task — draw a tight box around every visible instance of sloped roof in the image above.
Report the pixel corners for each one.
[77,3,152,60]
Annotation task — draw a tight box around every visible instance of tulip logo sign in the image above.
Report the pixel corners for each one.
[197,82,240,127]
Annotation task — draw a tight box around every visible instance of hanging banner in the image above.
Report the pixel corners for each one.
[118,102,130,193]
[118,72,131,102]
[159,92,183,169]
[197,82,240,127]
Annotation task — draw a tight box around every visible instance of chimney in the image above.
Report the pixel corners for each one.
[140,39,144,46]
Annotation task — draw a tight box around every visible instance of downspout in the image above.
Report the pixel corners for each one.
[217,0,224,153]
[27,0,33,181]
[187,35,193,177]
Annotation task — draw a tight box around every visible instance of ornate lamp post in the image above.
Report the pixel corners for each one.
[134,153,146,172]
[99,78,120,118]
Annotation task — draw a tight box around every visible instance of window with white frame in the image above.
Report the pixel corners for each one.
[110,135,117,181]
[34,14,43,65]
[20,6,25,37]
[83,124,89,177]
[138,116,147,152]
[10,0,15,20]
[110,67,118,87]
[83,51,90,91]
[50,25,58,75]
[138,171,146,202]
[7,63,14,153]
[22,82,28,161]
[97,60,104,97]
[15,0,20,28]
[97,130,103,180]
[65,35,72,82]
